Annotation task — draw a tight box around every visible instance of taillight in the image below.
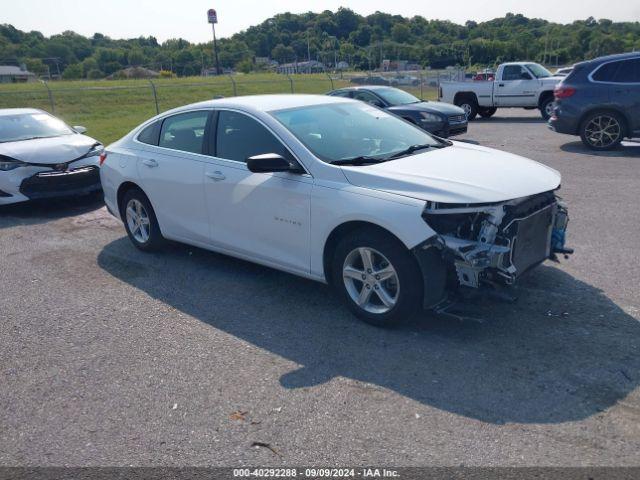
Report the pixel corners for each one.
[554,86,576,99]
[99,152,107,166]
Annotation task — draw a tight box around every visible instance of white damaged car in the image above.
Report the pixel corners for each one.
[100,95,572,327]
[0,108,103,205]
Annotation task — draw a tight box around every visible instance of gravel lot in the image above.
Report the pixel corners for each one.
[1,109,639,467]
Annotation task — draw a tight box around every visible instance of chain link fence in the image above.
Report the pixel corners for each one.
[0,70,464,144]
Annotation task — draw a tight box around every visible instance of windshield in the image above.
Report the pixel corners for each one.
[0,112,74,143]
[526,63,553,79]
[271,102,440,163]
[374,87,421,106]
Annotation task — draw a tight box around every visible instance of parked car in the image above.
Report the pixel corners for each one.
[328,86,468,137]
[549,52,640,150]
[100,95,571,327]
[349,75,390,86]
[473,72,495,81]
[390,74,420,86]
[438,62,562,120]
[555,66,574,77]
[0,108,103,205]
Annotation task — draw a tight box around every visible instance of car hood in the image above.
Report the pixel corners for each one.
[388,101,464,116]
[0,134,100,165]
[340,141,561,204]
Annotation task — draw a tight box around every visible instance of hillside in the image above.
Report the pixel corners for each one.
[1,11,639,79]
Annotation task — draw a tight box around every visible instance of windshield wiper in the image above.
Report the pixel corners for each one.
[331,155,387,166]
[384,143,438,160]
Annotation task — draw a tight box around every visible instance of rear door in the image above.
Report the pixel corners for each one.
[203,109,313,274]
[495,65,539,107]
[136,110,212,244]
[609,58,640,134]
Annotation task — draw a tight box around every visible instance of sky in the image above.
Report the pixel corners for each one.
[3,0,639,43]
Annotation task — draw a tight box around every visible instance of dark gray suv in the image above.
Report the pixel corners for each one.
[549,52,640,150]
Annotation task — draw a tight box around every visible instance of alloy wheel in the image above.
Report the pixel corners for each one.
[461,103,472,119]
[544,101,555,118]
[343,247,400,314]
[584,115,622,148]
[125,198,151,244]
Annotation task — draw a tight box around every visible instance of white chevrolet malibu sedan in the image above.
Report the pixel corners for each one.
[0,108,103,205]
[100,95,571,326]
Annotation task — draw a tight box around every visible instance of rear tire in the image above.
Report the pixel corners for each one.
[579,110,625,151]
[478,107,497,118]
[331,228,423,327]
[121,188,165,252]
[455,96,478,121]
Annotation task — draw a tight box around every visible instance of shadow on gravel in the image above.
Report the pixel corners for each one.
[560,141,640,158]
[98,238,640,425]
[0,193,103,229]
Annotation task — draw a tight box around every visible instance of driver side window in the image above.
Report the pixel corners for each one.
[216,110,290,163]
[503,66,530,81]
[353,91,384,107]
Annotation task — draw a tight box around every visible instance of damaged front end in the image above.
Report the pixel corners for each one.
[420,190,573,291]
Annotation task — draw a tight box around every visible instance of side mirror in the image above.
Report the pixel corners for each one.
[73,125,87,134]
[521,72,533,80]
[247,153,299,173]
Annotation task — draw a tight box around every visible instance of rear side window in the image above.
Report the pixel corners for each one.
[137,121,160,145]
[613,59,640,83]
[216,110,289,163]
[592,61,621,82]
[159,111,210,154]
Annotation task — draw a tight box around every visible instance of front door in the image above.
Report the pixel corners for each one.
[495,65,539,107]
[203,110,313,274]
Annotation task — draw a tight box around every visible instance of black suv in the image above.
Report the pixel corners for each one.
[328,86,468,137]
[549,52,640,150]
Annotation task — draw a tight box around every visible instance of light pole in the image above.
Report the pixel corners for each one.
[208,9,221,75]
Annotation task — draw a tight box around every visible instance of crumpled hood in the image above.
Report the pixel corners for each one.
[0,134,99,165]
[341,141,561,204]
[388,101,464,116]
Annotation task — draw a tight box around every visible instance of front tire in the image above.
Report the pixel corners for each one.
[540,96,555,120]
[332,228,423,327]
[122,188,165,251]
[579,110,625,150]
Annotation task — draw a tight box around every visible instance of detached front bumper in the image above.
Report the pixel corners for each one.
[422,192,572,290]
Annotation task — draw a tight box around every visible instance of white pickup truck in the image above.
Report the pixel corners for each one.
[438,62,562,120]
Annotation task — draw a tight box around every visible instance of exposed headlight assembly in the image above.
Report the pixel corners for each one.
[83,143,104,158]
[419,112,442,123]
[0,155,27,171]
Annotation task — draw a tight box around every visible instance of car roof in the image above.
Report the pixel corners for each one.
[0,108,45,117]
[171,94,351,115]
[589,51,640,64]
[332,85,395,92]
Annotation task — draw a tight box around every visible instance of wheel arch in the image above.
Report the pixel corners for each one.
[322,221,411,286]
[578,106,631,137]
[116,181,153,220]
[453,91,479,105]
[538,90,554,108]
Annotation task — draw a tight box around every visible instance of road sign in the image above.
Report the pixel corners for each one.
[208,9,218,24]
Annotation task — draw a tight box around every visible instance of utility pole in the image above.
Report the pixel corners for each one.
[208,9,221,75]
[307,30,311,62]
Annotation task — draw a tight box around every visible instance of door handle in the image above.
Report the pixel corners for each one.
[142,158,158,168]
[498,83,505,87]
[206,170,226,181]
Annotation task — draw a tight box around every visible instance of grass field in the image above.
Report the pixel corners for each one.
[0,73,437,145]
